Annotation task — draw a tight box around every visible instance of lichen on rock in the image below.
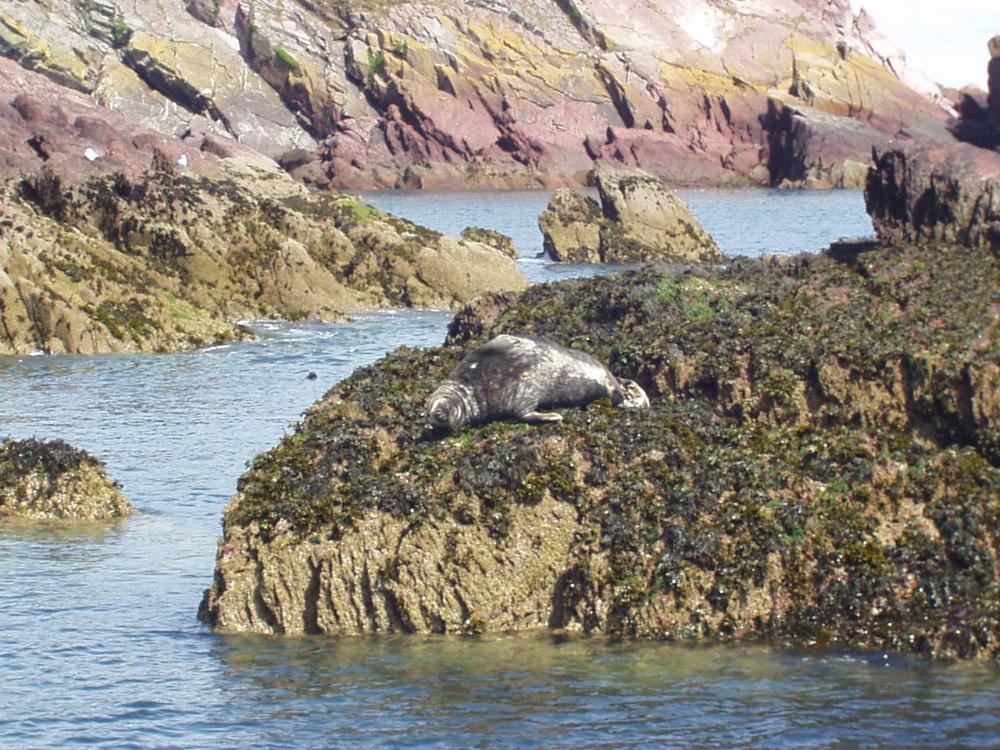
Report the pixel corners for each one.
[0,438,132,520]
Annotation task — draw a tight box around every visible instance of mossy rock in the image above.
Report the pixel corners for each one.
[0,438,132,520]
[202,241,1000,659]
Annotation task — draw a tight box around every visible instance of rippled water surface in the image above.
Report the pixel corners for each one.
[2,192,999,749]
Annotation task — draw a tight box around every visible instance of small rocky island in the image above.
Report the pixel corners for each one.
[201,134,1000,658]
[0,438,132,520]
[539,165,723,264]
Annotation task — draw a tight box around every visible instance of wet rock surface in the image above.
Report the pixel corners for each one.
[201,235,1000,659]
[0,438,132,520]
[539,166,722,263]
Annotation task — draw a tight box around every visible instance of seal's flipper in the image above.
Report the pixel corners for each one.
[519,410,563,423]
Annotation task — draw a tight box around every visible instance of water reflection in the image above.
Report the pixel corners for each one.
[206,632,1000,749]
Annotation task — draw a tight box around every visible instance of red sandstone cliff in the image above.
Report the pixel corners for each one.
[1,0,957,189]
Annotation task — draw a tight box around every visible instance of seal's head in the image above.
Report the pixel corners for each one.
[426,382,474,431]
[614,379,650,410]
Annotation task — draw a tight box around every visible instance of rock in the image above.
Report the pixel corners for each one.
[947,38,1000,150]
[865,144,1000,255]
[0,0,963,188]
[0,438,132,520]
[1,165,527,354]
[200,237,1000,659]
[538,189,603,262]
[460,227,518,259]
[593,164,723,263]
[760,98,903,188]
[538,167,723,263]
[0,59,527,354]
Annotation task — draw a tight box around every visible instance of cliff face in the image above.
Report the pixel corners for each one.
[1,0,953,189]
[200,233,1000,658]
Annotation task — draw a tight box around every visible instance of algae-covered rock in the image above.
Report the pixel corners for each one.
[539,167,723,263]
[0,164,527,355]
[460,227,518,259]
[0,438,132,520]
[202,237,1000,659]
[538,189,603,263]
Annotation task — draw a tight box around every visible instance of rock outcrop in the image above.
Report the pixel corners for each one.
[865,144,1000,256]
[1,0,956,189]
[460,227,518,259]
[0,438,132,520]
[0,59,528,355]
[201,232,1000,659]
[539,166,723,263]
[864,38,1000,257]
[538,189,604,262]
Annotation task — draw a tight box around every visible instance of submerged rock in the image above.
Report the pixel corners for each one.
[539,166,723,263]
[201,236,1000,659]
[0,438,132,520]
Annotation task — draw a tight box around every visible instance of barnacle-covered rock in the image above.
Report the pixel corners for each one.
[0,438,132,520]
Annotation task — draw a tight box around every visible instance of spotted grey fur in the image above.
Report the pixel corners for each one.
[427,334,649,430]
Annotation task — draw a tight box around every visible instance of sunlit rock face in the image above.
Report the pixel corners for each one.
[1,0,954,188]
[539,166,723,263]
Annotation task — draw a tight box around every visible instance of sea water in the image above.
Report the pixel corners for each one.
[2,190,998,749]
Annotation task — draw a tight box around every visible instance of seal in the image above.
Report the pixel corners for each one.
[427,334,650,430]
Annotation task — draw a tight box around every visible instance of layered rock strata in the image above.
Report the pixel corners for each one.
[0,438,132,520]
[0,0,955,188]
[201,234,1000,659]
[539,166,722,263]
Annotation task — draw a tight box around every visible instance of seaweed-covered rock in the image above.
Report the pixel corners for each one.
[201,239,1000,659]
[460,227,518,259]
[0,438,132,520]
[539,167,723,263]
[538,189,604,263]
[0,164,527,354]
